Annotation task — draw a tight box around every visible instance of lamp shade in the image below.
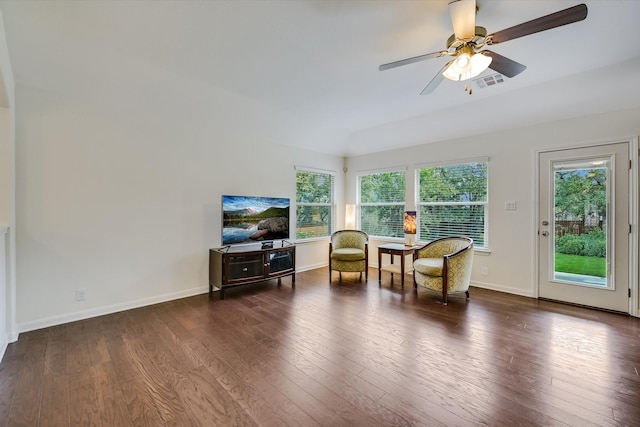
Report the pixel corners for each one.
[345,204,356,229]
[403,211,417,234]
[442,49,492,82]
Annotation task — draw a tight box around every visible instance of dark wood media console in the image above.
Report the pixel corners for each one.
[209,242,295,299]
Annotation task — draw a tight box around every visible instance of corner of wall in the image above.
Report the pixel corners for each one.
[0,6,18,344]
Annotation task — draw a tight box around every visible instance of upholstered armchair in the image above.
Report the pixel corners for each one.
[413,236,474,305]
[329,230,369,281]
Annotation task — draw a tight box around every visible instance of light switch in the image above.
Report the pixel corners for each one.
[505,201,517,211]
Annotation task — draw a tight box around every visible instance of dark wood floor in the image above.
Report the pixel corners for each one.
[1,267,639,426]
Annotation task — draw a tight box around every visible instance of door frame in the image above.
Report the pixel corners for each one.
[533,137,639,317]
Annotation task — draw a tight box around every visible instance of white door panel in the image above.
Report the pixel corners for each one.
[538,143,629,312]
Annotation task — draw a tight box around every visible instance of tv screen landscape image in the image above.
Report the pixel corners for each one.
[222,195,290,246]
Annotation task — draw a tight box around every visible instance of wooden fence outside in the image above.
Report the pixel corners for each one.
[555,220,603,237]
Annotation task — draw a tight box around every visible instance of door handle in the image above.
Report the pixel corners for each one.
[541,231,549,236]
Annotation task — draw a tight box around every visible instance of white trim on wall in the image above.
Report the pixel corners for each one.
[470,279,535,298]
[629,137,639,317]
[293,165,337,175]
[0,9,17,346]
[17,284,209,334]
[354,165,408,175]
[415,156,489,170]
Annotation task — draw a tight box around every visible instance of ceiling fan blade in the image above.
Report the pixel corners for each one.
[483,51,526,78]
[449,0,476,40]
[487,3,587,45]
[379,51,446,71]
[420,61,454,95]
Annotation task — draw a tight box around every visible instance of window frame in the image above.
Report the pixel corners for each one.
[415,158,489,250]
[295,167,336,242]
[357,168,407,240]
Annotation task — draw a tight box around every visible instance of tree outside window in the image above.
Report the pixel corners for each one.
[554,166,607,262]
[296,169,335,239]
[417,161,488,248]
[358,170,406,238]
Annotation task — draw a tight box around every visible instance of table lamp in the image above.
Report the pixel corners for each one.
[403,211,416,246]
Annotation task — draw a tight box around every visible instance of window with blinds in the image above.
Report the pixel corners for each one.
[296,169,335,239]
[358,170,406,239]
[417,160,488,248]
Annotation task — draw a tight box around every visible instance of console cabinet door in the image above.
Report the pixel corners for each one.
[226,253,265,283]
[267,248,295,277]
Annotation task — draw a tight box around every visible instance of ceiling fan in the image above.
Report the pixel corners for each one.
[379,1,588,95]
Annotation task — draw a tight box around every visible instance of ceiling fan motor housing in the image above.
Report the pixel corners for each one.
[446,26,487,51]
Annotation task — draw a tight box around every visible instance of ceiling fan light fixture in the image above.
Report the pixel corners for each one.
[379,3,587,95]
[442,50,492,81]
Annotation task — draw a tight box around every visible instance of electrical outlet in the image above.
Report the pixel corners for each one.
[75,288,87,301]
[481,267,489,276]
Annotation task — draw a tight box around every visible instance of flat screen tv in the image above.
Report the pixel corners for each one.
[222,195,290,246]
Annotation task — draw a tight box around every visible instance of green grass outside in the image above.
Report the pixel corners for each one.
[555,253,606,277]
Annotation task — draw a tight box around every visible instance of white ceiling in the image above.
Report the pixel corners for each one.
[1,0,639,157]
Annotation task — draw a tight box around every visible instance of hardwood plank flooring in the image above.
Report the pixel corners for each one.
[1,267,639,426]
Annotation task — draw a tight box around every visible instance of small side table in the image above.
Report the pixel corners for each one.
[378,243,420,288]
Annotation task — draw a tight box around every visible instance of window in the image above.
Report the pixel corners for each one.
[358,170,406,238]
[417,160,488,248]
[296,168,335,239]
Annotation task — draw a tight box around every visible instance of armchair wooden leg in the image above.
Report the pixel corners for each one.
[359,272,362,281]
[465,290,470,300]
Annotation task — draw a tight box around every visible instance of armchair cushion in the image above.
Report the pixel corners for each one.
[413,258,443,276]
[331,248,366,262]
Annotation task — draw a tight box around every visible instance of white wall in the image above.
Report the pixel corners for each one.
[346,107,640,301]
[0,108,8,223]
[0,108,8,357]
[15,84,344,332]
[12,79,640,331]
[0,7,16,359]
[0,227,7,358]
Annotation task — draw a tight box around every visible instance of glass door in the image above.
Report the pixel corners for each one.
[538,143,630,312]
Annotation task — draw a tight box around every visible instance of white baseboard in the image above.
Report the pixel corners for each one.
[17,285,210,334]
[297,262,327,272]
[0,329,20,361]
[470,280,535,298]
[13,274,538,335]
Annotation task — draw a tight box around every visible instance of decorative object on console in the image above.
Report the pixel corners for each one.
[403,211,417,246]
[222,195,290,246]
